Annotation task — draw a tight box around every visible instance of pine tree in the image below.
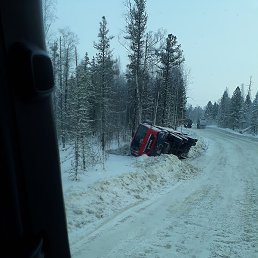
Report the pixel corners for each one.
[204,101,213,124]
[242,91,252,129]
[217,89,231,128]
[173,66,187,127]
[125,0,148,133]
[251,92,258,134]
[230,86,243,130]
[212,102,219,122]
[93,16,116,164]
[68,51,97,180]
[157,34,184,127]
[57,28,78,148]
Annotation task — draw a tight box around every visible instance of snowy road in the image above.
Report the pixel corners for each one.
[72,128,258,258]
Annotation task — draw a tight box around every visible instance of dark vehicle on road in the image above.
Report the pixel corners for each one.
[184,119,193,128]
[197,118,207,129]
[130,123,198,159]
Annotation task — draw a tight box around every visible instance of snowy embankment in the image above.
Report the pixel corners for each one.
[207,125,258,141]
[60,132,207,250]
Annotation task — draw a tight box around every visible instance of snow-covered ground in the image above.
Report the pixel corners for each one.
[60,128,258,257]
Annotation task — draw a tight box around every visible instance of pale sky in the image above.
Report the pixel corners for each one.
[53,0,258,107]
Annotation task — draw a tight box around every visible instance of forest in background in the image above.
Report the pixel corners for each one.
[42,0,258,180]
[188,78,258,135]
[43,0,188,179]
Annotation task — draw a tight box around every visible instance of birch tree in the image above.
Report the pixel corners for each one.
[58,28,78,148]
[42,0,57,44]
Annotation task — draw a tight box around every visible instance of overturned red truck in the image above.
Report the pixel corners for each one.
[130,122,198,159]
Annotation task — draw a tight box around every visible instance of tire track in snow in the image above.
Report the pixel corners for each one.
[193,128,258,258]
[70,128,258,257]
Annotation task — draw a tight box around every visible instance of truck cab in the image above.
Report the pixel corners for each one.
[130,123,159,156]
[197,118,207,129]
[130,123,197,158]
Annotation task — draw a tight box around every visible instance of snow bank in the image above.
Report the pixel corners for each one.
[61,135,207,249]
[188,135,208,159]
[208,125,258,140]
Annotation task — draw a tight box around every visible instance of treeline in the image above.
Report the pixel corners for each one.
[44,0,188,179]
[187,80,258,135]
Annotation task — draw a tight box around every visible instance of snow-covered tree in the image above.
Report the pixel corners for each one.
[49,28,78,148]
[217,89,231,128]
[58,28,78,147]
[42,0,57,45]
[204,101,214,123]
[156,34,184,127]
[212,102,219,122]
[173,66,187,127]
[93,16,116,163]
[141,30,165,122]
[239,91,252,129]
[109,63,129,145]
[245,83,253,125]
[125,0,148,133]
[186,105,204,124]
[251,92,258,134]
[229,86,243,130]
[69,51,98,180]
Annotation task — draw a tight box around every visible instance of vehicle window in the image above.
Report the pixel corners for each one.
[44,1,258,257]
[131,125,148,151]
